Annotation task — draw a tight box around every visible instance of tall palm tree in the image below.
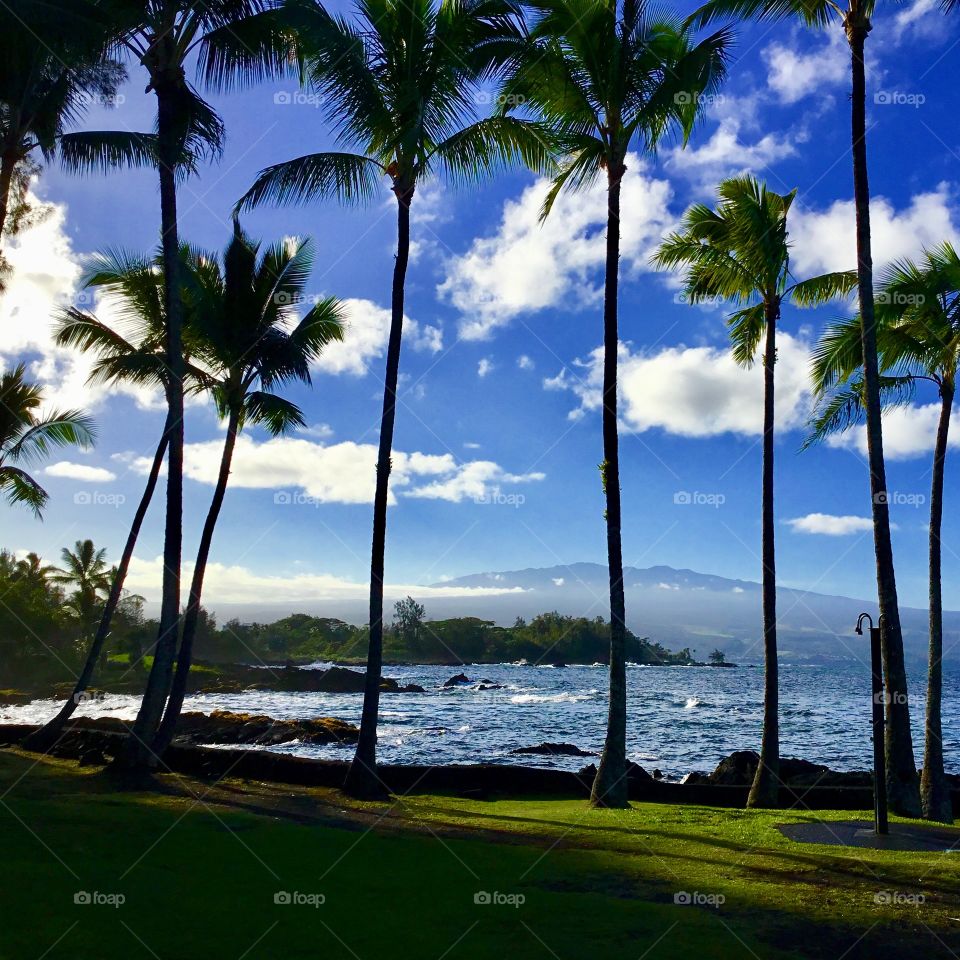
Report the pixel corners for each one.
[0,14,124,251]
[24,248,185,753]
[50,539,112,641]
[239,0,553,798]
[653,176,856,807]
[0,365,95,516]
[45,0,299,773]
[499,0,731,807]
[13,552,57,588]
[152,221,344,753]
[807,242,960,822]
[691,0,921,820]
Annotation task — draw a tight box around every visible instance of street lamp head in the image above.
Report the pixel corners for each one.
[855,612,873,635]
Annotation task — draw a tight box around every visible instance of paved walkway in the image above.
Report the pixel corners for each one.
[779,818,960,851]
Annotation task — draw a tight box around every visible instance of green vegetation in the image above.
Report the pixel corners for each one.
[1,749,957,959]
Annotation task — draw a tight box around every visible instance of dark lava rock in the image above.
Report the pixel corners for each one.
[626,761,652,781]
[705,750,872,788]
[511,742,592,757]
[652,768,663,780]
[173,710,359,746]
[443,673,471,688]
[242,665,422,694]
[77,748,107,767]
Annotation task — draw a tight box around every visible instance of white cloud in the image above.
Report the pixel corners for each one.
[44,460,116,482]
[131,435,544,505]
[546,332,815,436]
[552,577,564,586]
[439,155,675,340]
[518,355,534,370]
[893,0,941,39]
[664,121,796,186]
[785,513,879,535]
[824,401,960,460]
[298,422,334,439]
[791,186,960,276]
[477,357,494,378]
[123,555,526,605]
[763,32,848,103]
[313,298,443,376]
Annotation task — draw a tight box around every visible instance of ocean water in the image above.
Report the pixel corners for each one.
[4,661,956,778]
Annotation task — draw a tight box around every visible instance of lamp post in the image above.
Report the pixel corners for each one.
[856,613,888,835]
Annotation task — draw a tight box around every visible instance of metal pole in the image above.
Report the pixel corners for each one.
[870,625,889,835]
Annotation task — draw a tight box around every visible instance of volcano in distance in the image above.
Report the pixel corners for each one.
[424,563,957,666]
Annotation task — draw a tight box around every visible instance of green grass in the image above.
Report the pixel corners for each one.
[1,749,958,959]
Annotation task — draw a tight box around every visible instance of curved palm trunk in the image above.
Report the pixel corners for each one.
[343,187,413,800]
[847,20,920,817]
[591,166,629,809]
[115,81,185,775]
[23,425,170,753]
[921,381,953,822]
[748,305,780,807]
[153,409,240,755]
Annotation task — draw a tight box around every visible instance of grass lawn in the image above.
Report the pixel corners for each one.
[2,748,959,959]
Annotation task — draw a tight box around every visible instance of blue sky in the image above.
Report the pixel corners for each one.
[3,0,960,617]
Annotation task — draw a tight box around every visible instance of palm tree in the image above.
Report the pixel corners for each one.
[0,14,124,253]
[239,0,553,798]
[807,242,960,822]
[45,0,300,773]
[152,221,344,753]
[13,553,57,588]
[499,0,731,807]
[691,0,921,821]
[653,176,856,807]
[50,540,112,641]
[24,248,184,753]
[0,365,95,516]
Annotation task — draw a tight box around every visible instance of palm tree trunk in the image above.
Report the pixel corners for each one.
[114,81,185,775]
[921,380,953,822]
[153,409,240,755]
[23,425,170,753]
[748,304,780,808]
[591,164,629,810]
[847,19,920,817]
[343,185,413,800]
[0,150,17,246]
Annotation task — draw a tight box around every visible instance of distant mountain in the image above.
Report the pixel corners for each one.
[429,563,957,666]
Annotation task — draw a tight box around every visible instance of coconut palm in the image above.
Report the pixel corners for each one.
[499,0,731,807]
[653,176,856,807]
[238,0,554,798]
[152,221,344,754]
[24,248,184,753]
[690,0,921,820]
[13,553,57,588]
[0,14,124,253]
[50,540,112,641]
[0,365,95,517]
[807,242,960,822]
[41,0,300,773]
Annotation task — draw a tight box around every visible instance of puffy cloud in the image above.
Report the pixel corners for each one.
[44,461,116,483]
[892,0,941,39]
[477,357,494,378]
[763,32,848,103]
[790,186,960,276]
[312,298,443,376]
[124,555,526,605]
[664,121,796,186]
[785,513,877,535]
[546,332,815,436]
[439,155,675,340]
[824,402,960,460]
[130,435,544,505]
[517,355,534,370]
